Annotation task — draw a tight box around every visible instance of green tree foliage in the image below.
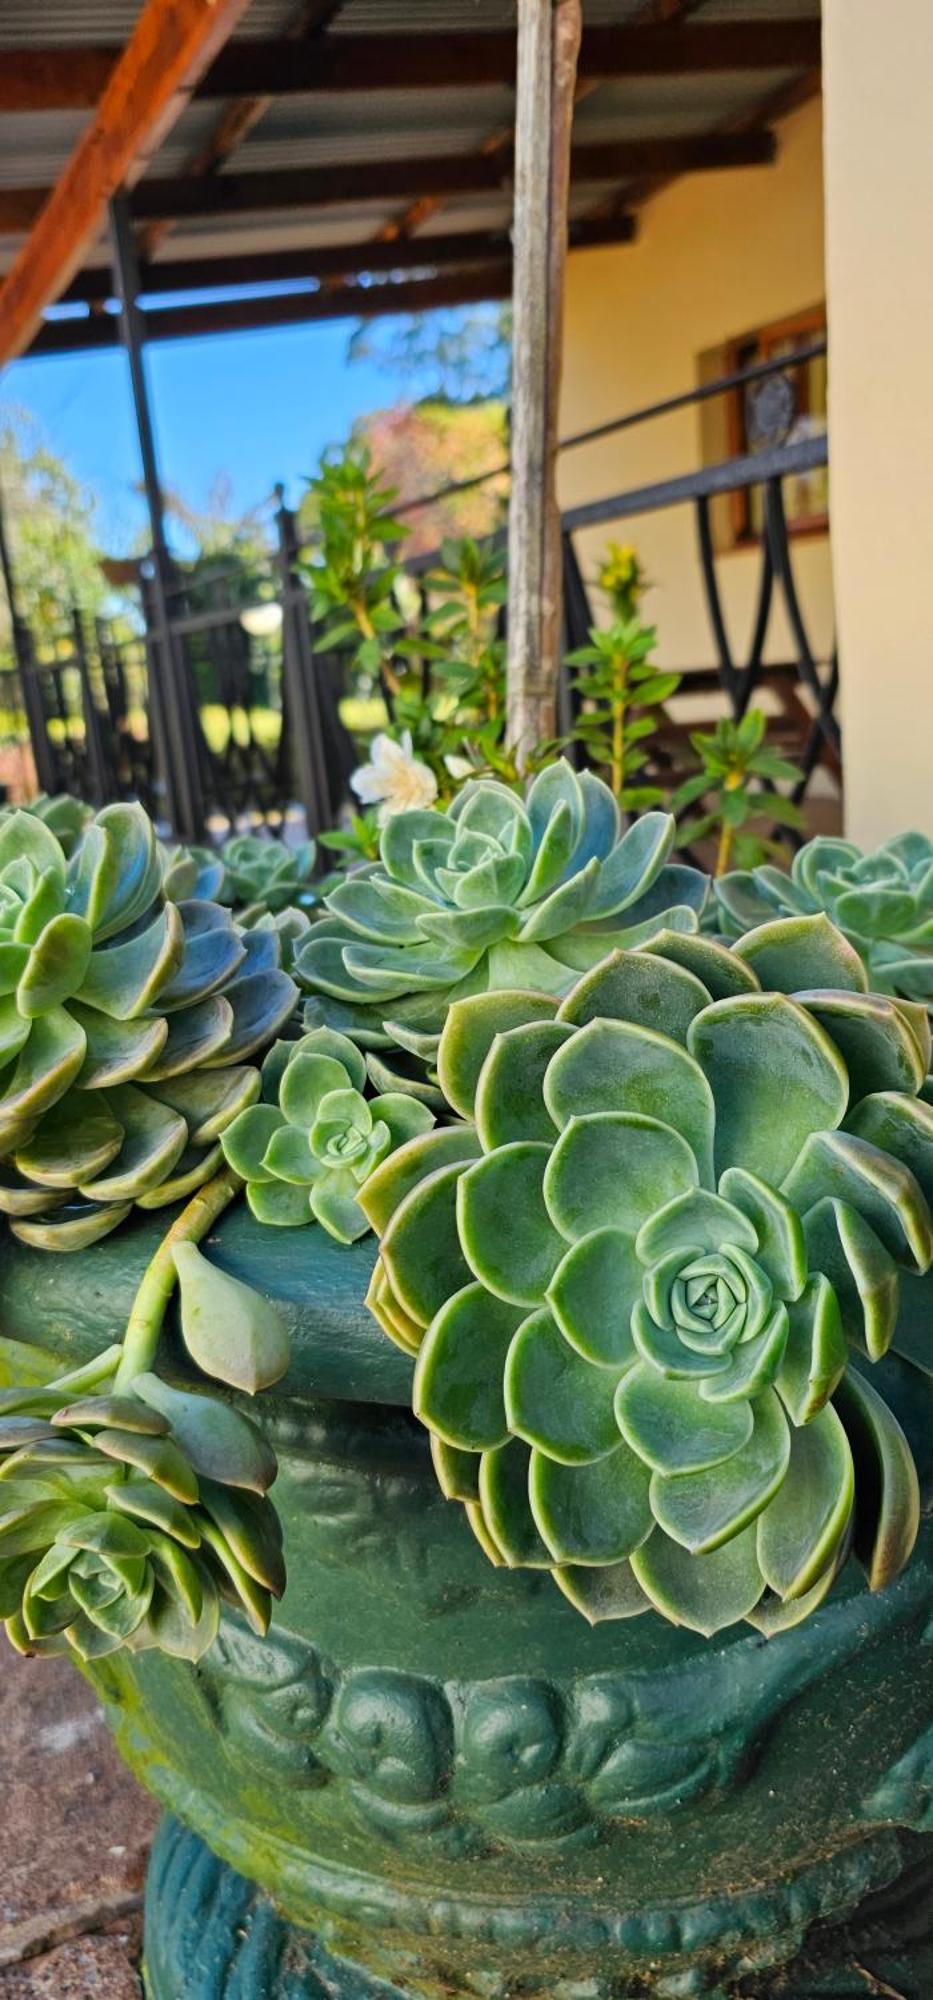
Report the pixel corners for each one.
[0,411,111,659]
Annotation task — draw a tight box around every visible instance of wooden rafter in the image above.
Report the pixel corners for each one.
[61,217,638,307]
[0,133,774,237]
[0,21,823,112]
[0,0,252,366]
[138,0,345,262]
[29,264,515,358]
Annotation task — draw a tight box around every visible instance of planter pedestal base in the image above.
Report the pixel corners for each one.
[143,1814,933,2000]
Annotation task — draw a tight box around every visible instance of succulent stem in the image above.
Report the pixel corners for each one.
[114,1165,245,1390]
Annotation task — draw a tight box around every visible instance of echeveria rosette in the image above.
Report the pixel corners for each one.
[0,1174,292,1666]
[0,1361,284,1665]
[295,761,708,1099]
[361,926,932,1638]
[219,834,318,922]
[0,805,297,1250]
[220,1026,434,1242]
[716,832,933,1007]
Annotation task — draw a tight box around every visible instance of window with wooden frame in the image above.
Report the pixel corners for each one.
[698,304,828,552]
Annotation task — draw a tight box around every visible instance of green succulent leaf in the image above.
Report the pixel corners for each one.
[529,1440,652,1565]
[132,1374,276,1494]
[437,990,559,1119]
[173,1243,291,1393]
[458,1142,565,1306]
[649,1390,790,1554]
[544,1113,698,1241]
[543,1020,714,1186]
[688,994,849,1187]
[803,1198,899,1360]
[756,1403,854,1600]
[615,1366,753,1475]
[478,1441,552,1567]
[547,1228,642,1367]
[832,1366,919,1591]
[631,1522,765,1636]
[504,1308,625,1463]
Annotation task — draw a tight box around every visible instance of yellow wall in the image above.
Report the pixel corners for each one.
[823,0,933,844]
[559,97,832,703]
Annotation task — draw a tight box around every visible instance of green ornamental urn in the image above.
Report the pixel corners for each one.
[1,790,933,1998]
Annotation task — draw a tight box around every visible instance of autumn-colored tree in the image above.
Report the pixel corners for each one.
[349,401,508,556]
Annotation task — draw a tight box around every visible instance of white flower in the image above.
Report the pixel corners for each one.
[350,732,438,824]
[443,753,476,782]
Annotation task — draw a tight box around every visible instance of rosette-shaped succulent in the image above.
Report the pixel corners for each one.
[0,1354,284,1664]
[716,832,933,1005]
[0,805,296,1249]
[160,841,225,903]
[221,1027,434,1241]
[361,923,932,1636]
[295,762,707,1100]
[219,834,317,921]
[21,794,91,855]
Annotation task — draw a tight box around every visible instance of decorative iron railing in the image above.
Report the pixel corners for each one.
[0,343,835,839]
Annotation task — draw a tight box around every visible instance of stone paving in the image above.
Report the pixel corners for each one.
[0,1650,157,1996]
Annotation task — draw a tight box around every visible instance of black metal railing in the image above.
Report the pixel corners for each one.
[0,342,836,836]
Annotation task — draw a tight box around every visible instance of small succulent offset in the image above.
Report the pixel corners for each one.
[716,832,933,1005]
[296,761,707,1099]
[220,1028,434,1242]
[218,834,318,923]
[0,1172,291,1665]
[362,918,932,1636]
[0,805,297,1250]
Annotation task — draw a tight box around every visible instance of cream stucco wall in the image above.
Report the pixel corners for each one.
[823,0,933,843]
[559,96,832,709]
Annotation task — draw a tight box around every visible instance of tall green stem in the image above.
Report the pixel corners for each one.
[715,820,734,877]
[114,1166,243,1390]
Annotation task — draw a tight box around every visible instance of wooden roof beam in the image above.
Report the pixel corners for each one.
[0,131,774,235]
[0,0,252,365]
[29,263,514,357]
[0,21,823,112]
[59,215,637,306]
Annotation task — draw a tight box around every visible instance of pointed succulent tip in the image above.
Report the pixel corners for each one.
[173,1240,292,1394]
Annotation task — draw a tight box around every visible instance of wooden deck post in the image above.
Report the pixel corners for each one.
[506,0,582,767]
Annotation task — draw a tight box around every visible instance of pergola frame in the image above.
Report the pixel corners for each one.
[0,0,823,764]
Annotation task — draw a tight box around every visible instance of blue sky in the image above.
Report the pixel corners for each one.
[1,314,404,553]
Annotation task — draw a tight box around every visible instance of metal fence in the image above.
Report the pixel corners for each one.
[0,343,836,839]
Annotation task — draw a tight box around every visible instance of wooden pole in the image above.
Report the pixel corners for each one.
[506,0,582,768]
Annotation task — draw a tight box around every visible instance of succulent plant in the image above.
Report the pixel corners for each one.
[0,805,297,1250]
[296,762,708,1099]
[0,1359,284,1663]
[716,832,933,1006]
[221,1027,434,1242]
[361,918,932,1636]
[20,794,92,856]
[160,841,226,904]
[219,834,318,922]
[0,1169,290,1665]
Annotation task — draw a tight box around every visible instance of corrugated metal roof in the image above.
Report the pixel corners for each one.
[0,0,823,329]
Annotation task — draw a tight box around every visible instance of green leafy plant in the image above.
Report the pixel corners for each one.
[716,832,933,1006]
[562,544,679,809]
[0,1168,289,1664]
[318,812,381,870]
[672,710,805,875]
[362,916,931,1636]
[0,805,296,1249]
[295,761,708,1102]
[220,1027,434,1242]
[303,445,409,698]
